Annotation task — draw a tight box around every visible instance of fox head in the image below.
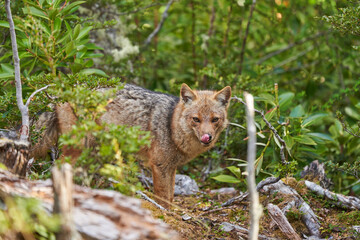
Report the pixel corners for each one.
[178,83,231,147]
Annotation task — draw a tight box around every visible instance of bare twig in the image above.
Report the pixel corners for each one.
[238,0,257,75]
[190,0,197,83]
[198,206,234,217]
[222,177,280,207]
[338,117,360,138]
[25,84,53,107]
[136,190,167,211]
[245,92,262,240]
[118,3,162,15]
[232,96,288,165]
[201,1,216,88]
[257,32,325,65]
[143,0,175,47]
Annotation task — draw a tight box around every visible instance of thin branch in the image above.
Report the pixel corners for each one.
[245,92,262,240]
[117,3,162,16]
[222,177,280,207]
[338,117,360,138]
[232,96,288,165]
[201,1,216,88]
[143,0,175,47]
[25,84,53,107]
[190,0,197,83]
[257,32,325,65]
[198,206,234,217]
[5,0,29,141]
[238,0,257,75]
[136,190,167,211]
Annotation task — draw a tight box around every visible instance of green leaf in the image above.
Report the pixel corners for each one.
[226,158,247,163]
[73,24,81,39]
[0,72,14,79]
[293,135,317,145]
[255,93,276,106]
[306,133,335,142]
[212,174,241,183]
[290,105,305,118]
[0,21,9,28]
[264,107,277,122]
[227,166,241,179]
[279,92,294,110]
[76,26,92,40]
[255,155,263,175]
[61,1,86,15]
[79,68,109,77]
[302,113,328,127]
[23,6,49,20]
[229,122,246,129]
[345,107,360,120]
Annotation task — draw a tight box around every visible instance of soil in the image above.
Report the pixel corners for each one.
[142,177,360,239]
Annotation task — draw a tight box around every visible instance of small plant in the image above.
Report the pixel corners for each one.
[0,197,59,239]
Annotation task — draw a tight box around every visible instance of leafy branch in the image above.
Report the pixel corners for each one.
[232,95,288,165]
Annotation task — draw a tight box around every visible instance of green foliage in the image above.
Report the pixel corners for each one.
[0,0,106,78]
[322,4,360,36]
[0,197,59,239]
[2,0,360,199]
[54,77,151,194]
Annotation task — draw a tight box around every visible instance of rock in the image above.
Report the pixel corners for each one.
[174,174,199,196]
[181,214,192,221]
[210,187,237,195]
[138,174,199,196]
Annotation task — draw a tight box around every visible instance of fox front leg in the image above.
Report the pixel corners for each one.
[151,164,176,208]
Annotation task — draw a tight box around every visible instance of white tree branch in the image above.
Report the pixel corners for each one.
[5,0,30,141]
[25,85,53,107]
[245,92,262,240]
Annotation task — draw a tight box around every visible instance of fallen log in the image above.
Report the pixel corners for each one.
[267,203,301,240]
[262,180,321,237]
[0,169,179,240]
[305,180,360,210]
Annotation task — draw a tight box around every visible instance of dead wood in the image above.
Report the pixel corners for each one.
[267,203,301,240]
[305,180,360,210]
[0,138,29,177]
[222,177,280,207]
[0,169,179,240]
[301,160,332,189]
[219,222,275,240]
[52,164,80,240]
[262,180,321,237]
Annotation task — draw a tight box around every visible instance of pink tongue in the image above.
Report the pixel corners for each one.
[201,134,210,143]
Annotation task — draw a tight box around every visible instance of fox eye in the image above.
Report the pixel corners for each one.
[193,117,200,123]
[212,117,219,123]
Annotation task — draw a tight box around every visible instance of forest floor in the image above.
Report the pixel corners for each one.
[143,177,360,240]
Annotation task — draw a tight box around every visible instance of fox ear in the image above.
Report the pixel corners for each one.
[180,83,197,104]
[214,86,231,108]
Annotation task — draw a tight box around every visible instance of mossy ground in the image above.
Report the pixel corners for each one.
[141,177,360,239]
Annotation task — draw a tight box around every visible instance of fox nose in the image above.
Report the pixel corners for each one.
[201,134,212,144]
